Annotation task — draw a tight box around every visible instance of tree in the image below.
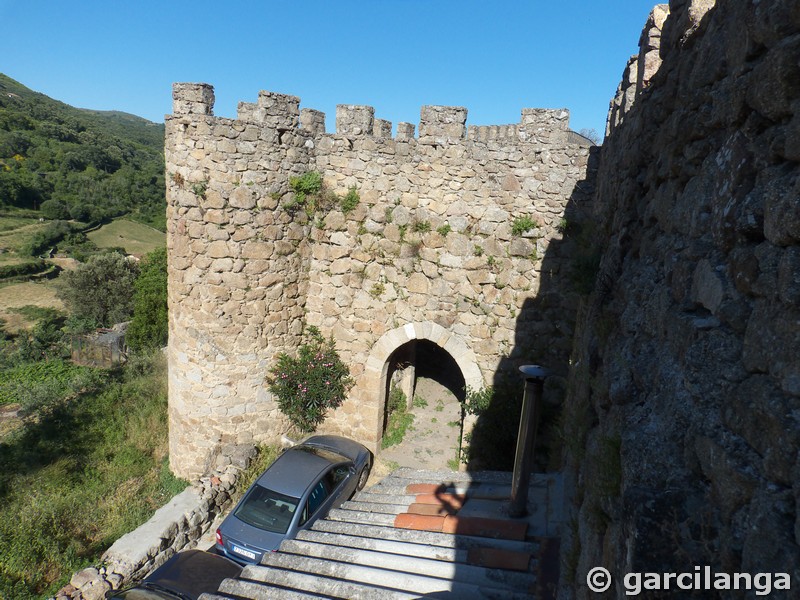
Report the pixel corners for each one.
[578,127,603,145]
[56,252,139,328]
[126,247,168,351]
[40,199,70,220]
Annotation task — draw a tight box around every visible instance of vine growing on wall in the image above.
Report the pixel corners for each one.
[266,326,353,433]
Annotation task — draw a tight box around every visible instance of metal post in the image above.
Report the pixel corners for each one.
[509,365,549,518]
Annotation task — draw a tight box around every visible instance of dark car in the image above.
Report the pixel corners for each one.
[106,549,242,599]
[215,434,372,565]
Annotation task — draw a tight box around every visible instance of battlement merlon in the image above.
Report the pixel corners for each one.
[521,108,570,129]
[519,108,571,144]
[237,91,300,129]
[419,105,468,145]
[172,83,215,116]
[373,118,392,138]
[300,108,326,135]
[396,122,415,140]
[336,105,375,136]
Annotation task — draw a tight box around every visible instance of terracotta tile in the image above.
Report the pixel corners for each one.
[394,513,446,532]
[406,483,446,494]
[408,502,459,516]
[442,516,528,540]
[414,493,466,509]
[467,547,532,571]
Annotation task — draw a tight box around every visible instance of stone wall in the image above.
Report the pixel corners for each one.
[166,84,596,478]
[565,0,800,596]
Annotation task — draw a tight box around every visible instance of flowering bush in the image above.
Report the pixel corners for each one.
[266,326,353,433]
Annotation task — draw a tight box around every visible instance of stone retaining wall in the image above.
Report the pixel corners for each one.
[53,445,256,600]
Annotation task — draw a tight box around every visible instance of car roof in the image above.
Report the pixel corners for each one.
[146,549,241,598]
[255,443,349,497]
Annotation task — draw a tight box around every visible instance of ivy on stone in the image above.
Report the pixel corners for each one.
[266,326,353,433]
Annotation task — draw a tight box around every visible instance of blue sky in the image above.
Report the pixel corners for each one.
[1,1,658,138]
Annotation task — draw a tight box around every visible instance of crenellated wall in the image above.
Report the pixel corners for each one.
[165,83,595,478]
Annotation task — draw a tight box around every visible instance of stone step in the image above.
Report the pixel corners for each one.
[246,554,535,600]
[209,578,330,599]
[379,467,516,486]
[341,499,408,515]
[278,539,536,593]
[296,529,467,563]
[233,566,419,600]
[326,507,397,526]
[310,519,541,554]
[353,490,417,505]
[203,469,560,600]
[367,479,515,501]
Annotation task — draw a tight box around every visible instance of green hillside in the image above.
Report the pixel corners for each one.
[0,73,165,230]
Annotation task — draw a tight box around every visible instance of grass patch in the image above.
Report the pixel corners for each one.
[86,219,165,256]
[382,410,415,449]
[0,221,50,257]
[0,359,94,406]
[382,385,414,450]
[0,281,64,332]
[0,215,41,233]
[0,351,188,599]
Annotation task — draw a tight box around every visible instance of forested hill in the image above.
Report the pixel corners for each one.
[0,73,166,230]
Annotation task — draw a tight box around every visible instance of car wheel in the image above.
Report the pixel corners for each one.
[357,463,371,491]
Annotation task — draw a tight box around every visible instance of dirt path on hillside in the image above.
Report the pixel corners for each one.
[376,376,463,473]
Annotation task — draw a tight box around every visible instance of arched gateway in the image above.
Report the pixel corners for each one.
[165,83,592,478]
[356,322,484,450]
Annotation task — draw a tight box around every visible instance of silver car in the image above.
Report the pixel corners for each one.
[215,435,372,565]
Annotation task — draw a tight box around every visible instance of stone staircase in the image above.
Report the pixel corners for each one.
[200,468,564,600]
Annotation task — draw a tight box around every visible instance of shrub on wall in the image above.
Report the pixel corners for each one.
[266,326,353,433]
[285,171,323,215]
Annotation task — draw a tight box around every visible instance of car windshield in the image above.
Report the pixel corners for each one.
[234,485,299,533]
[294,444,349,464]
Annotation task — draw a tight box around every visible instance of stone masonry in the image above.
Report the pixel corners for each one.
[565,0,800,595]
[165,84,595,478]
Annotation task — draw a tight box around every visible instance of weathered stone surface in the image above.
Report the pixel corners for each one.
[166,80,595,479]
[567,0,800,595]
